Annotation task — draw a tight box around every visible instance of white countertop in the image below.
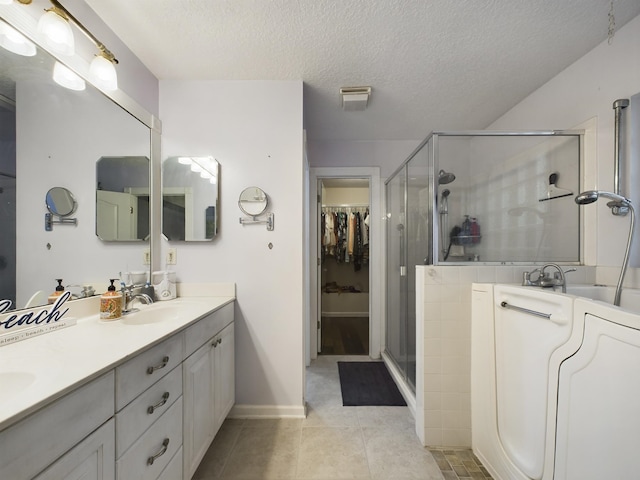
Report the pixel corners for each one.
[0,293,235,431]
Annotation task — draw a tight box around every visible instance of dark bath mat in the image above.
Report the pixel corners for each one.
[337,361,407,406]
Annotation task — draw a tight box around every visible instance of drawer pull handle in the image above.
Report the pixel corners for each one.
[147,438,170,465]
[147,392,170,414]
[147,356,170,375]
[211,338,222,347]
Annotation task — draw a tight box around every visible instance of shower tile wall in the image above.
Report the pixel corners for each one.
[415,264,596,447]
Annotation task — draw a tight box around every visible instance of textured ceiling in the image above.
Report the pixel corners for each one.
[85,0,640,142]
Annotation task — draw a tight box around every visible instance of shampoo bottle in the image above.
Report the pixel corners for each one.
[48,279,65,304]
[100,279,122,320]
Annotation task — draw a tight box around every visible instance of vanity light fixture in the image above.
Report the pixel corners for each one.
[0,22,36,56]
[89,49,117,91]
[37,3,74,56]
[52,60,85,90]
[340,86,371,111]
[18,0,119,90]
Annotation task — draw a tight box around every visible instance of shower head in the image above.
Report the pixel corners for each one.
[441,189,450,198]
[575,190,630,207]
[438,169,456,185]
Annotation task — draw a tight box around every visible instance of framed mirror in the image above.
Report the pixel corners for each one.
[239,186,268,217]
[0,15,152,311]
[162,156,220,241]
[96,156,150,241]
[46,187,77,217]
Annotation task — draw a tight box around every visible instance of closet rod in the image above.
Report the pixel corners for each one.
[322,204,369,207]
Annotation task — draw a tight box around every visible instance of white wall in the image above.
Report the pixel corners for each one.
[160,80,305,416]
[308,140,418,179]
[487,14,640,271]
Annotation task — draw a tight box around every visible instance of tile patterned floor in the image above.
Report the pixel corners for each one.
[192,355,486,480]
[427,449,493,480]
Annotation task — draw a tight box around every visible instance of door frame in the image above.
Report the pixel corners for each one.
[309,167,381,361]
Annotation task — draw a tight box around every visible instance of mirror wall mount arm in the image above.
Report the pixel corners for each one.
[45,213,77,231]
[239,213,274,231]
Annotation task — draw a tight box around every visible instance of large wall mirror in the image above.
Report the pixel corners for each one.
[162,156,220,241]
[0,16,152,311]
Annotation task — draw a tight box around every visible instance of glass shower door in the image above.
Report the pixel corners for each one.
[386,167,407,377]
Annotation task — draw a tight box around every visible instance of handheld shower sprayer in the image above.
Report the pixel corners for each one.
[575,190,634,306]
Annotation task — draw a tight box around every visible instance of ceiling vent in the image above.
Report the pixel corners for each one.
[340,86,371,111]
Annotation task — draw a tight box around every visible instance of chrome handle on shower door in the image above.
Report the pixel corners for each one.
[398,223,406,276]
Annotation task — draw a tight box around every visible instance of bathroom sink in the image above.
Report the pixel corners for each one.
[120,300,207,325]
[0,372,37,401]
[120,305,181,325]
[0,352,63,403]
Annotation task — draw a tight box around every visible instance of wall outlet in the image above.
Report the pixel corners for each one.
[166,248,177,265]
[143,249,151,265]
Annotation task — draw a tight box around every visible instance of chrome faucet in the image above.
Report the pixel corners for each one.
[121,284,154,314]
[522,264,576,293]
[522,268,542,287]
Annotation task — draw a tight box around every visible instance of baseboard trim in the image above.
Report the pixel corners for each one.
[228,404,307,419]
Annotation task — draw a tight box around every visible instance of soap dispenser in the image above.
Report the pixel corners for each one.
[48,279,65,304]
[100,279,123,320]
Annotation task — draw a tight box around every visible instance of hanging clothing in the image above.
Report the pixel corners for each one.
[321,206,369,271]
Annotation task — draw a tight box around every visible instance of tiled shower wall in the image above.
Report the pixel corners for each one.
[414,264,596,448]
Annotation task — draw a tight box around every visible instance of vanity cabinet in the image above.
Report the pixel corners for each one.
[33,419,115,480]
[183,303,235,480]
[115,335,185,480]
[0,372,115,480]
[0,298,235,480]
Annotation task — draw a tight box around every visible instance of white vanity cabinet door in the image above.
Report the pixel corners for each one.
[183,320,235,480]
[34,418,115,480]
[115,333,184,411]
[0,371,114,480]
[213,322,235,431]
[183,338,216,480]
[116,397,182,480]
[184,302,233,357]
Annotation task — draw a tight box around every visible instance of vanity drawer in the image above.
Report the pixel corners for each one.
[116,334,184,410]
[0,371,114,480]
[116,396,183,480]
[184,302,234,357]
[157,447,182,480]
[116,365,182,458]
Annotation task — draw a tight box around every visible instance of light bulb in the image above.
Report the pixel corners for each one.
[90,54,117,91]
[0,23,36,57]
[38,9,74,56]
[52,61,85,91]
[178,157,192,165]
[210,176,217,185]
[190,162,202,173]
[200,170,212,179]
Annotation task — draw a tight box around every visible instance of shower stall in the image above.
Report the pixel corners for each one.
[385,131,582,391]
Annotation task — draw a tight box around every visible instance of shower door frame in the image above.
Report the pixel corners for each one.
[384,129,584,395]
[430,130,584,265]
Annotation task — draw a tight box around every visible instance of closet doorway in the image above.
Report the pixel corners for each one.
[319,178,370,355]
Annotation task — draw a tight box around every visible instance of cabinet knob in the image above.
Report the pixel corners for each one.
[147,438,170,465]
[147,392,170,414]
[146,356,170,375]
